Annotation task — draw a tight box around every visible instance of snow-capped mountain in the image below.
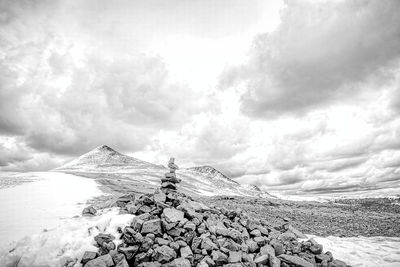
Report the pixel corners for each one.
[56,145,163,172]
[55,145,271,198]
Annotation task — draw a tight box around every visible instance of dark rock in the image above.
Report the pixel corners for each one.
[211,250,228,265]
[279,254,314,267]
[118,245,140,260]
[82,206,97,217]
[94,234,115,247]
[81,251,97,264]
[331,259,347,267]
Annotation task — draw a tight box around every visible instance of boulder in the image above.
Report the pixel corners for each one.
[269,255,281,267]
[180,246,194,261]
[116,259,129,267]
[95,254,114,267]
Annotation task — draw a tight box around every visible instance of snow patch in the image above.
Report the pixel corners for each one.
[0,209,133,267]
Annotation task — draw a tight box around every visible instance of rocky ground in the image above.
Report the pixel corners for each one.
[72,189,350,267]
[198,196,400,238]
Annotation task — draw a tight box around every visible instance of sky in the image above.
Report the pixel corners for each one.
[1,0,400,196]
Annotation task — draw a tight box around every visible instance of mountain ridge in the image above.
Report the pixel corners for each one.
[55,144,272,198]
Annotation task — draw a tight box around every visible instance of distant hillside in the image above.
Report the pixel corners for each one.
[186,165,238,184]
[55,145,272,198]
[55,145,163,172]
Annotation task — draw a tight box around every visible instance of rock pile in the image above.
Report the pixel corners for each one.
[160,158,182,195]
[76,159,350,267]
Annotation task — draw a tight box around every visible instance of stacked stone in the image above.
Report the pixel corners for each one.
[160,158,182,195]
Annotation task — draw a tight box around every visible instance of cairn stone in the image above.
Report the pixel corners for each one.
[160,158,181,196]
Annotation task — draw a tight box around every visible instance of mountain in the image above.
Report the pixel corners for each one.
[55,145,272,198]
[186,166,238,184]
[56,145,162,172]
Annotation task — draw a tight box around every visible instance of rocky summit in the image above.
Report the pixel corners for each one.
[74,159,350,267]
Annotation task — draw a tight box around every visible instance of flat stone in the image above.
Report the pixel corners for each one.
[170,258,191,267]
[228,251,242,263]
[85,258,106,267]
[279,254,314,267]
[250,229,261,237]
[161,182,177,190]
[163,208,185,223]
[254,255,269,264]
[141,218,162,235]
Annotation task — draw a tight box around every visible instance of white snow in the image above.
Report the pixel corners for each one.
[0,172,103,250]
[0,208,133,267]
[308,234,400,267]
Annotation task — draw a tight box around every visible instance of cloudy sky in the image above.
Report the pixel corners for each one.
[1,0,400,196]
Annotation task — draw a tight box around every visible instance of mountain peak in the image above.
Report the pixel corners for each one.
[94,145,118,153]
[187,165,238,185]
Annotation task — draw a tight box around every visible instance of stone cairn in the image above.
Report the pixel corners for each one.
[74,158,351,267]
[160,158,182,195]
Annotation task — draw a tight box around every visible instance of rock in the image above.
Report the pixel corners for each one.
[138,262,162,267]
[250,229,261,237]
[118,245,140,260]
[201,238,218,251]
[153,245,177,263]
[310,243,323,254]
[288,225,307,239]
[184,222,196,231]
[154,189,167,203]
[141,218,162,235]
[180,246,194,261]
[254,255,269,264]
[279,254,314,267]
[94,234,115,247]
[161,182,177,190]
[211,250,228,265]
[156,238,170,246]
[82,206,97,216]
[85,258,106,267]
[331,259,347,267]
[246,240,258,253]
[171,258,191,267]
[81,251,97,264]
[170,241,180,251]
[228,251,242,263]
[260,244,275,256]
[269,255,281,267]
[163,208,185,223]
[95,254,114,267]
[270,239,284,256]
[116,259,129,267]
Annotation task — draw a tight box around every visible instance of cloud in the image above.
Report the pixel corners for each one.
[221,0,400,117]
[0,0,206,158]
